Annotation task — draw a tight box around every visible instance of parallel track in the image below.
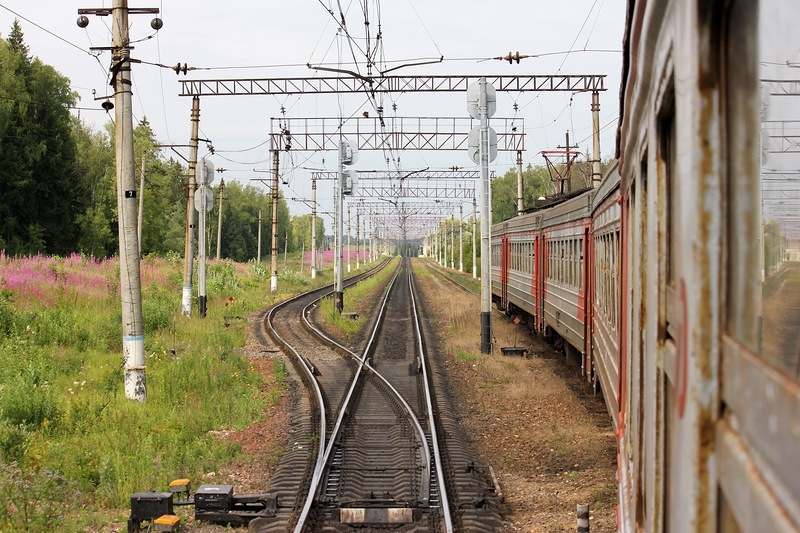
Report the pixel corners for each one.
[252,257,502,532]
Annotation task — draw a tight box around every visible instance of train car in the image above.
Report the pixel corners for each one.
[615,0,799,531]
[491,212,541,331]
[538,190,594,364]
[588,161,622,421]
[490,1,799,530]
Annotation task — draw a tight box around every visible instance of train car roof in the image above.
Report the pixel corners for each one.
[592,159,621,210]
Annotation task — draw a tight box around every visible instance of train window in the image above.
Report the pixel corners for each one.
[756,1,800,378]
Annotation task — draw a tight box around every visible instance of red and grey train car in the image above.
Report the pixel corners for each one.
[491,0,800,529]
[491,164,620,419]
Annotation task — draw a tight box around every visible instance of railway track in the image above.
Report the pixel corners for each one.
[251,257,502,532]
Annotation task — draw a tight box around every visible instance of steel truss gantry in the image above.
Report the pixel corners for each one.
[272,116,524,152]
[179,74,606,97]
[311,169,491,200]
[356,201,464,240]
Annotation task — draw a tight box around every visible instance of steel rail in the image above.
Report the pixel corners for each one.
[408,263,454,533]
[264,260,390,529]
[292,261,436,532]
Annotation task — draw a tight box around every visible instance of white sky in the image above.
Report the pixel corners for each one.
[1,0,626,216]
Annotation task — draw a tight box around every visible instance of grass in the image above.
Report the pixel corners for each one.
[455,349,478,362]
[319,256,399,337]
[0,252,333,531]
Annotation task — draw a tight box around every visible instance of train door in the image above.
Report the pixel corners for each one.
[500,235,510,311]
[539,234,547,333]
[583,226,592,383]
[532,234,540,330]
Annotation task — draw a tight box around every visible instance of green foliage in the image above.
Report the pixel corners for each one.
[0,25,81,256]
[142,290,177,335]
[0,366,61,430]
[455,349,478,362]
[0,462,81,532]
[0,291,17,338]
[491,164,553,223]
[207,260,242,295]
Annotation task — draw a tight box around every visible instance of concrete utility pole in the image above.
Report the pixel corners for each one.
[473,199,478,279]
[311,178,317,278]
[459,205,464,272]
[592,92,602,185]
[347,206,351,273]
[216,178,224,260]
[356,212,360,269]
[334,144,344,312]
[77,0,161,401]
[270,151,280,292]
[478,78,492,353]
[450,215,455,269]
[516,150,524,216]
[182,96,200,316]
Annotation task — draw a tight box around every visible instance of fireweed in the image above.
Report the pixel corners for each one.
[0,252,332,530]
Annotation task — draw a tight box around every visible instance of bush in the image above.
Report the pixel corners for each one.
[0,370,61,429]
[142,291,176,335]
[0,462,81,531]
[0,422,30,462]
[0,291,16,338]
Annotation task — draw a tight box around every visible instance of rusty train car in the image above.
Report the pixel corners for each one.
[491,0,800,530]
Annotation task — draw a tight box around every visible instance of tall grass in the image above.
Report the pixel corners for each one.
[318,257,398,336]
[0,252,330,530]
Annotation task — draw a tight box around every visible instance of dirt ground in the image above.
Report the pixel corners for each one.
[125,263,619,533]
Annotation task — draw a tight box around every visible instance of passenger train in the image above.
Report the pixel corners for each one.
[490,0,800,531]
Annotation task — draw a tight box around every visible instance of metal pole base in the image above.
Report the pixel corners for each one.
[199,295,207,318]
[480,311,492,354]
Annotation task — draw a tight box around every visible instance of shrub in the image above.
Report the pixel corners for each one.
[0,462,81,531]
[142,291,177,335]
[0,370,61,429]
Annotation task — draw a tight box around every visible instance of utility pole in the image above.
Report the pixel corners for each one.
[270,151,280,292]
[459,205,464,272]
[182,96,200,316]
[473,198,477,279]
[516,150,524,216]
[450,215,455,269]
[592,91,602,186]
[216,178,224,260]
[195,158,214,318]
[311,178,317,278]
[356,212,360,269]
[347,206,351,273]
[77,0,161,401]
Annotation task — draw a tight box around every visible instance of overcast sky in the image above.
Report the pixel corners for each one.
[1,1,627,216]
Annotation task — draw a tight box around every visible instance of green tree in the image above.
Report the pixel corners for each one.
[289,213,325,254]
[73,120,115,257]
[210,181,290,263]
[133,119,186,256]
[491,164,552,223]
[0,22,81,255]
